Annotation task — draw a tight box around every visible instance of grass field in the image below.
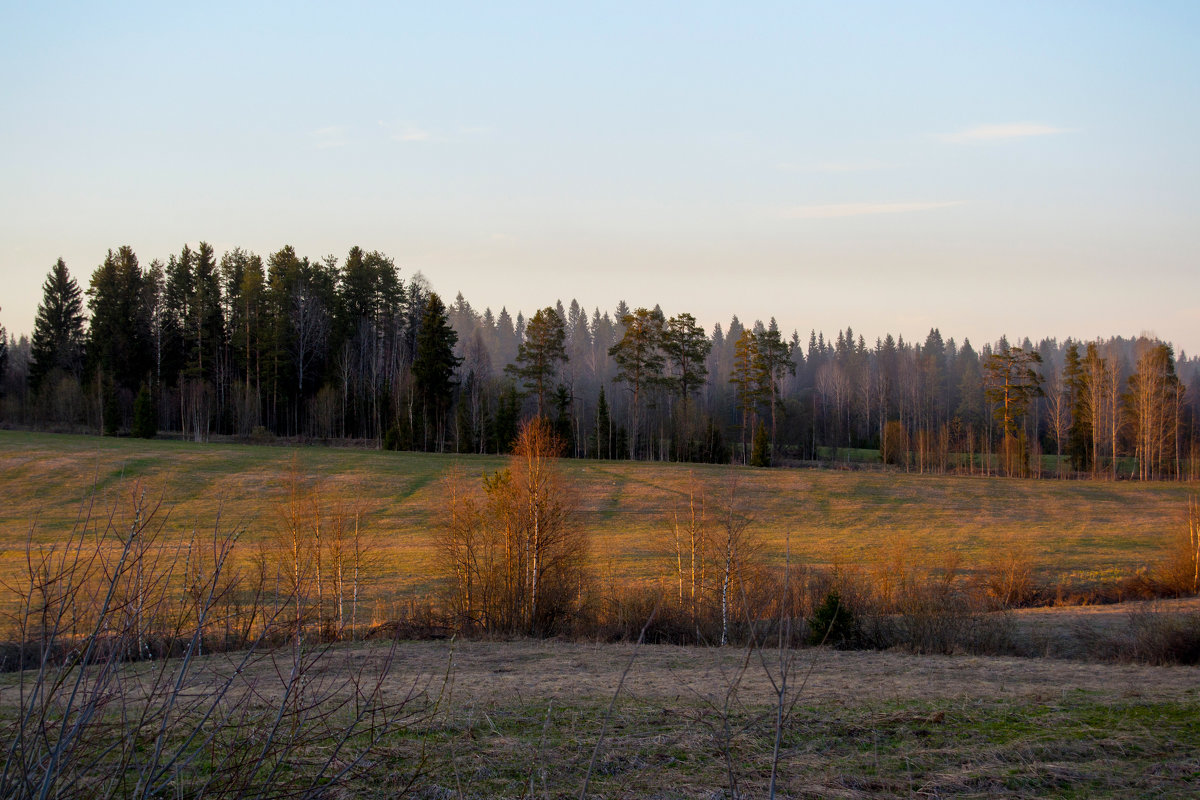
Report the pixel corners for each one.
[380,636,1200,798]
[2,430,1199,797]
[5,632,1193,798]
[0,430,1195,608]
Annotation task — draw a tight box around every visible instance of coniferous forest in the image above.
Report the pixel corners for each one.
[2,243,1197,480]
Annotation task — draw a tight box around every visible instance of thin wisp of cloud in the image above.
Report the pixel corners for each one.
[379,121,434,142]
[940,123,1070,143]
[311,126,348,149]
[777,161,891,173]
[784,201,963,219]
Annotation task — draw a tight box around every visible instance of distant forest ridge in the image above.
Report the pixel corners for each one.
[1,243,1197,479]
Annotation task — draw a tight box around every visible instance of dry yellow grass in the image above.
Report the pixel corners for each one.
[0,430,1195,609]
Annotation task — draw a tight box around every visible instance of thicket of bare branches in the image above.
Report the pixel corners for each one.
[269,461,377,645]
[437,417,589,635]
[0,484,425,800]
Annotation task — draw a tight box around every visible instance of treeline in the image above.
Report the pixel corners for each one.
[2,243,1198,479]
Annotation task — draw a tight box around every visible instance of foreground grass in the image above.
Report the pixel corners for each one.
[417,695,1200,798]
[379,638,1200,798]
[1,430,1195,607]
[7,637,1189,798]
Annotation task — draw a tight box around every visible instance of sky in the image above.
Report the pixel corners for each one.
[1,1,1198,355]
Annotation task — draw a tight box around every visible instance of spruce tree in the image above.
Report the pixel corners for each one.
[750,421,771,467]
[191,242,225,382]
[132,383,157,438]
[552,384,573,452]
[162,244,195,387]
[102,381,120,436]
[411,292,460,450]
[491,384,521,453]
[454,392,474,453]
[29,259,85,392]
[0,312,8,391]
[594,386,611,459]
[87,246,151,394]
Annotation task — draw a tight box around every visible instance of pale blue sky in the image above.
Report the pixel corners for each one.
[2,2,1197,353]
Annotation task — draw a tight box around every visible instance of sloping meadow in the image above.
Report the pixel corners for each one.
[0,429,1193,625]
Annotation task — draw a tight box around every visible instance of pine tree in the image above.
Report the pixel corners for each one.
[754,327,794,460]
[983,342,1043,476]
[29,259,86,392]
[507,307,567,417]
[662,312,711,399]
[730,329,762,463]
[608,307,665,459]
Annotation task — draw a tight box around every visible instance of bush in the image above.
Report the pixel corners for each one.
[249,425,275,444]
[807,590,858,647]
[1127,611,1200,665]
[383,424,402,451]
[1088,610,1200,665]
[881,420,908,466]
[861,601,1017,656]
[131,384,156,438]
[981,551,1039,609]
[1156,498,1200,596]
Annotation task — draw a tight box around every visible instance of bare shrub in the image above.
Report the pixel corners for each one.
[0,484,426,799]
[1123,610,1200,665]
[1156,496,1200,596]
[794,546,1019,656]
[712,474,758,646]
[264,461,378,645]
[1078,608,1200,665]
[436,417,589,636]
[980,549,1041,609]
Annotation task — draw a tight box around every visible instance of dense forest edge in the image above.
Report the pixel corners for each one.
[1,242,1198,480]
